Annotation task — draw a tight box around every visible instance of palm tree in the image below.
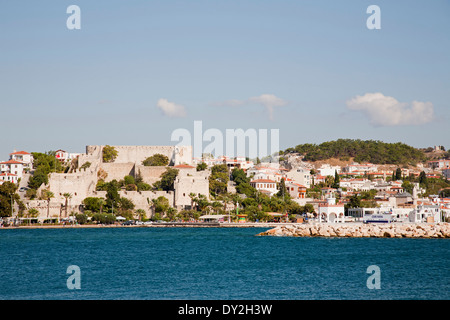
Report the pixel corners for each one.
[189,192,197,211]
[42,190,54,218]
[211,201,222,214]
[26,208,39,225]
[98,198,105,215]
[63,193,73,218]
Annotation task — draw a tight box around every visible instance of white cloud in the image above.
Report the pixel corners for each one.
[212,94,287,120]
[156,98,187,118]
[249,94,287,120]
[346,92,434,126]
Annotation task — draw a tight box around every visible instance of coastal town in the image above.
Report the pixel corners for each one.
[0,142,449,233]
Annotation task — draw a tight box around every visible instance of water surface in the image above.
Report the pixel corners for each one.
[0,227,448,299]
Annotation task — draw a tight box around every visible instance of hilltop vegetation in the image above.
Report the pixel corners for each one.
[282,139,428,166]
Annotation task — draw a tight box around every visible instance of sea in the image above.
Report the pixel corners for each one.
[0,227,448,300]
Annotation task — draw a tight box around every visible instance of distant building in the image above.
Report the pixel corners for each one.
[285,167,311,188]
[318,195,345,223]
[427,160,450,170]
[55,150,82,163]
[0,172,19,184]
[409,205,441,223]
[0,160,24,179]
[317,164,341,177]
[285,182,307,199]
[442,169,450,180]
[250,179,278,196]
[342,163,378,175]
[9,150,33,169]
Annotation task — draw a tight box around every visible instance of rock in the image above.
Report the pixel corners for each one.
[257,223,450,238]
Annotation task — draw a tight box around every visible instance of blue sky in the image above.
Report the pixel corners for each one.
[0,0,449,160]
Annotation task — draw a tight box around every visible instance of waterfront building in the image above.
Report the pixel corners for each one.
[409,205,442,223]
[318,195,345,223]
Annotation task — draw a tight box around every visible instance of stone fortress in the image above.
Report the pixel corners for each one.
[28,145,209,219]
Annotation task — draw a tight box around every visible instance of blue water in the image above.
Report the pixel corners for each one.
[0,227,448,300]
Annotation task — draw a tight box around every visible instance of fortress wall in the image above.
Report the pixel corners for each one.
[78,145,102,169]
[100,163,135,182]
[134,165,168,185]
[86,145,193,166]
[45,170,97,206]
[26,200,82,220]
[118,190,174,217]
[112,145,193,166]
[87,190,174,218]
[174,170,210,208]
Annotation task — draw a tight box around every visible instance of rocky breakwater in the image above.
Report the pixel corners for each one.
[257,223,450,238]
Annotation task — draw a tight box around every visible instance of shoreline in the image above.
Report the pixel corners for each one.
[0,222,287,230]
[257,222,450,238]
[1,222,450,238]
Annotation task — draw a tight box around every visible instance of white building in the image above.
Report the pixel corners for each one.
[285,182,307,199]
[0,173,19,184]
[0,160,24,179]
[250,179,278,196]
[339,178,375,191]
[318,195,345,223]
[409,205,442,223]
[9,150,33,169]
[443,169,450,180]
[342,163,378,175]
[285,167,311,188]
[55,150,82,163]
[317,164,341,177]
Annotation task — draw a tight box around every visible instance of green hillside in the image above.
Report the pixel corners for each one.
[282,139,428,166]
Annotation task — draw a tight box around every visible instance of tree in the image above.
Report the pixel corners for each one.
[152,196,170,218]
[346,194,361,209]
[136,209,146,221]
[105,180,120,213]
[80,162,91,170]
[402,181,414,194]
[119,197,135,212]
[395,168,402,181]
[332,170,340,189]
[83,197,104,212]
[196,162,208,171]
[419,171,428,186]
[209,164,229,197]
[142,154,169,166]
[166,207,177,221]
[27,208,39,218]
[124,175,135,185]
[28,151,66,190]
[42,190,54,218]
[277,178,287,199]
[102,145,118,163]
[153,168,179,191]
[0,182,21,218]
[63,193,72,218]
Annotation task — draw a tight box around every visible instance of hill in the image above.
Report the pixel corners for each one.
[282,139,428,166]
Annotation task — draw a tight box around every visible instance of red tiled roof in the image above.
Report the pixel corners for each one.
[9,151,30,155]
[174,164,195,168]
[0,160,23,165]
[251,179,276,183]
